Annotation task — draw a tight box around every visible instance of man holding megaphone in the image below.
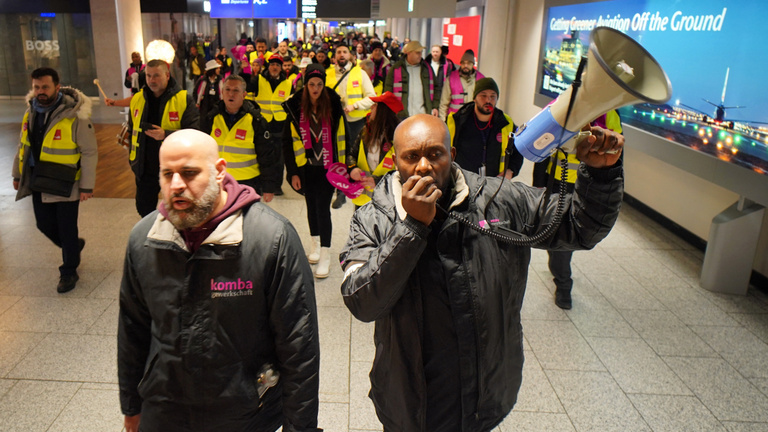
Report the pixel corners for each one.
[339,113,623,432]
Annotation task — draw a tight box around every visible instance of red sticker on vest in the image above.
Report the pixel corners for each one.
[497,133,502,142]
[169,112,180,122]
[23,123,28,132]
[214,128,222,137]
[382,157,393,169]
[235,129,246,140]
[352,81,360,88]
[54,130,62,140]
[133,109,138,118]
[278,90,285,98]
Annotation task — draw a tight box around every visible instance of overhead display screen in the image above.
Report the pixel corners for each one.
[539,0,768,177]
[210,0,297,19]
[315,0,370,19]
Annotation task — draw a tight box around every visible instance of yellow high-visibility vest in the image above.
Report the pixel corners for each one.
[254,75,291,122]
[210,113,260,181]
[341,67,369,121]
[128,91,188,162]
[350,138,395,206]
[290,118,346,167]
[19,113,80,179]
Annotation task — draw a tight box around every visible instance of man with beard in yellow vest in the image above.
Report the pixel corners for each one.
[327,44,376,208]
[126,59,200,216]
[12,67,98,293]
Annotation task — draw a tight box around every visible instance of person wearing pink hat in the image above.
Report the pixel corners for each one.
[346,91,403,207]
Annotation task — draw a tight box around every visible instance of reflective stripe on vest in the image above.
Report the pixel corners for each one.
[128,91,188,162]
[546,151,580,183]
[344,67,369,121]
[290,123,307,167]
[211,113,260,181]
[255,75,291,122]
[448,70,485,115]
[393,63,434,106]
[19,112,80,179]
[392,67,403,100]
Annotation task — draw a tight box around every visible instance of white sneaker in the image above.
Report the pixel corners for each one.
[315,247,331,279]
[308,236,320,264]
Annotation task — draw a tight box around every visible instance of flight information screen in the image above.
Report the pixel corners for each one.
[209,0,297,19]
[539,0,768,177]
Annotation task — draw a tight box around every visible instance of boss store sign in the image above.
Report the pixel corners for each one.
[26,39,61,51]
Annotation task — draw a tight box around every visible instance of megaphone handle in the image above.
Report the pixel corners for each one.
[568,130,619,155]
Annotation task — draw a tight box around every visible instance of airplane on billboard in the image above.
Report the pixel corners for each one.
[675,68,768,128]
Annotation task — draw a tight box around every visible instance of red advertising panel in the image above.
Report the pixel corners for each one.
[442,16,481,66]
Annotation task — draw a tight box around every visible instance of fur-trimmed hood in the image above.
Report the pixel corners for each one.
[25,86,93,120]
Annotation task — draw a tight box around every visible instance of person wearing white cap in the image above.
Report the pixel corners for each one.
[383,40,438,118]
[292,57,314,94]
[193,59,223,120]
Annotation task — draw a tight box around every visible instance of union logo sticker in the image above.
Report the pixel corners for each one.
[214,128,222,137]
[53,130,62,140]
[169,112,180,122]
[235,129,246,140]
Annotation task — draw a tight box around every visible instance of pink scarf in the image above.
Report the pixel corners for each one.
[299,109,333,169]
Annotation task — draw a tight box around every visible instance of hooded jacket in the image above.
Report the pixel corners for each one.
[340,163,623,431]
[13,87,97,203]
[118,202,321,432]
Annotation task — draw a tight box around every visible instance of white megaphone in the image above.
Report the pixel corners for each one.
[514,26,672,162]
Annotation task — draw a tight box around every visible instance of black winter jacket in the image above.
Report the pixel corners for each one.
[449,102,524,178]
[340,163,623,431]
[118,203,321,432]
[281,89,345,191]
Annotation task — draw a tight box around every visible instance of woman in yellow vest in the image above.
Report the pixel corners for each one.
[282,64,346,279]
[346,91,402,208]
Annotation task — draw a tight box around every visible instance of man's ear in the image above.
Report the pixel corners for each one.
[215,158,227,182]
[450,146,456,161]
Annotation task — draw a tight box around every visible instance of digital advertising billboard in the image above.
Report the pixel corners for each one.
[210,0,297,19]
[539,0,768,178]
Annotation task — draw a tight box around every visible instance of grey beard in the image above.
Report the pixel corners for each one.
[165,166,220,230]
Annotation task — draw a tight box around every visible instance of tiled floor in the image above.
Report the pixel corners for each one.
[2,103,768,431]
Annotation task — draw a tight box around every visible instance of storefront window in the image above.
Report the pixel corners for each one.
[0,13,97,96]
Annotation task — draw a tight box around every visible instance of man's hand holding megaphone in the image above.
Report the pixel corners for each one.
[574,125,624,169]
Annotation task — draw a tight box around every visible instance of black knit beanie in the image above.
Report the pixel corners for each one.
[473,77,499,99]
